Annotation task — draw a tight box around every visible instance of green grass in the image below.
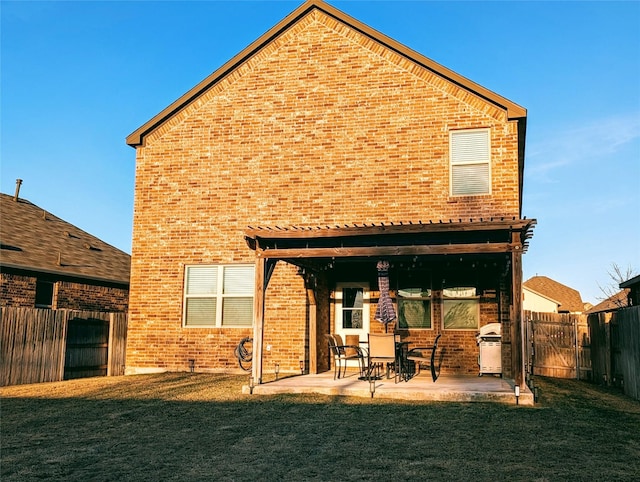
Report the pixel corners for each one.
[2,374,639,481]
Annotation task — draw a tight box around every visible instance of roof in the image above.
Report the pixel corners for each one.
[585,290,629,314]
[522,285,561,305]
[0,193,130,285]
[126,1,527,140]
[523,276,584,313]
[620,274,640,289]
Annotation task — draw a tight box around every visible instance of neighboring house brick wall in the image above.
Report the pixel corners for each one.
[0,272,128,312]
[127,12,521,373]
[0,273,36,307]
[56,281,128,312]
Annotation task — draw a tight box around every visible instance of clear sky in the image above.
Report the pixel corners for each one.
[2,1,639,305]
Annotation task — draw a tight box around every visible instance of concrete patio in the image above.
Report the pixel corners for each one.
[243,370,535,405]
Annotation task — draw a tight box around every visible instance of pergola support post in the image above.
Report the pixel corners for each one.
[304,273,318,374]
[510,233,524,386]
[252,257,266,384]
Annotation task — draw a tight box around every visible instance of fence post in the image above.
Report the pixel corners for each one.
[107,313,114,377]
[574,316,579,380]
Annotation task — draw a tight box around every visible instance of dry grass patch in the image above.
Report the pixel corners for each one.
[2,374,639,481]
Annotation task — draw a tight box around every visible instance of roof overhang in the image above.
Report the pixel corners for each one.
[620,274,640,289]
[245,218,536,263]
[0,263,130,288]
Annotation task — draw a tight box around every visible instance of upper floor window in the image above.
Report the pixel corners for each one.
[183,264,254,327]
[450,128,490,196]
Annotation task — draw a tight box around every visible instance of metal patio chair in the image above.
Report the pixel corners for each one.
[326,334,365,379]
[366,333,400,383]
[407,333,442,382]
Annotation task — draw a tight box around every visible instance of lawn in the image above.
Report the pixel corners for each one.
[2,374,639,481]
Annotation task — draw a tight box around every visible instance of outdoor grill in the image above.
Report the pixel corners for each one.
[476,322,502,376]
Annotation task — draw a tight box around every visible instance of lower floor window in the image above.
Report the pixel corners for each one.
[184,264,254,327]
[443,287,479,330]
[398,287,432,329]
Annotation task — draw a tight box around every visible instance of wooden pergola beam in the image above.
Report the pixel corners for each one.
[255,242,518,260]
[246,219,535,240]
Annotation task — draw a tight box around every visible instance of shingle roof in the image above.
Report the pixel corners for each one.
[0,193,130,285]
[585,290,629,314]
[523,276,584,313]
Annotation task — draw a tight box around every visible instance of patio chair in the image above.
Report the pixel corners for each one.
[407,334,442,382]
[326,334,365,380]
[366,333,400,383]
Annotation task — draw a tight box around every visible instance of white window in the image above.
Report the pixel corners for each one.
[398,287,432,330]
[442,287,480,330]
[183,265,254,327]
[335,283,370,346]
[450,128,491,196]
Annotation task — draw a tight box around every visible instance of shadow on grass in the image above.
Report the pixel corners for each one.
[2,374,639,481]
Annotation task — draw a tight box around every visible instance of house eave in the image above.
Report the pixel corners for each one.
[126,0,526,148]
[1,262,130,287]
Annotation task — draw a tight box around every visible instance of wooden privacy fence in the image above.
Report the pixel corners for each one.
[588,306,640,401]
[524,311,591,381]
[0,307,127,386]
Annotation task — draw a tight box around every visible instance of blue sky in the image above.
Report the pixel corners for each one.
[2,1,639,304]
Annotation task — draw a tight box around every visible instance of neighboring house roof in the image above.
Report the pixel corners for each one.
[126,0,527,213]
[585,290,629,314]
[523,276,584,313]
[523,285,562,305]
[620,274,640,289]
[0,193,130,285]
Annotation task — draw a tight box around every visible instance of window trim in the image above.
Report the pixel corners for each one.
[183,264,255,328]
[449,128,491,196]
[334,282,370,347]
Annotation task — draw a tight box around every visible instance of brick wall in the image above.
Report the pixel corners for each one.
[1,272,128,312]
[127,11,522,375]
[56,281,128,312]
[0,273,36,307]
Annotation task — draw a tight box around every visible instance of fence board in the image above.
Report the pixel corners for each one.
[108,313,128,376]
[618,307,640,400]
[0,307,127,386]
[587,307,640,401]
[64,315,109,380]
[525,311,591,380]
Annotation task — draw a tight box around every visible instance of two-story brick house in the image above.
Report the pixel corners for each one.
[125,1,535,387]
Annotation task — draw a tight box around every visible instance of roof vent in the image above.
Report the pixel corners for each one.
[84,242,102,251]
[14,179,22,201]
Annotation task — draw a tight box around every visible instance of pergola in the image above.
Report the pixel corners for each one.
[245,217,536,386]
